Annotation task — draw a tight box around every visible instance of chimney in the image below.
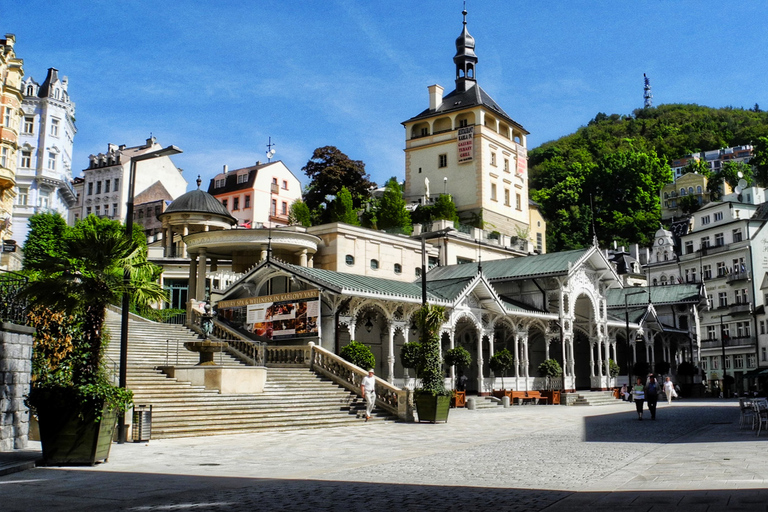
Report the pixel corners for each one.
[428,84,444,111]
[223,164,228,174]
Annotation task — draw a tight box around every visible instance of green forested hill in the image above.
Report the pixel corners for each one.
[529,104,768,252]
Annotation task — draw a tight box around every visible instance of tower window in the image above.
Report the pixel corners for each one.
[394,263,402,274]
[370,259,379,270]
[516,193,522,210]
[459,119,468,128]
[438,154,447,168]
[490,183,497,201]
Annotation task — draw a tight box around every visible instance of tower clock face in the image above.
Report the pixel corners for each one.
[658,239,664,245]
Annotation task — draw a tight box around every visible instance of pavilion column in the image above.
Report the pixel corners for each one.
[186,253,198,326]
[386,322,395,384]
[298,249,308,267]
[348,319,357,343]
[487,331,495,389]
[181,224,189,258]
[568,338,575,379]
[522,334,530,381]
[196,248,207,302]
[514,334,520,390]
[562,335,569,377]
[476,327,484,394]
[590,340,596,377]
[447,329,455,389]
[165,225,173,257]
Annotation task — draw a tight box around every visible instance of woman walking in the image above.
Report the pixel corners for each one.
[645,374,659,420]
[633,377,646,420]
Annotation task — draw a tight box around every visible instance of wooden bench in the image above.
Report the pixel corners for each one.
[509,391,548,405]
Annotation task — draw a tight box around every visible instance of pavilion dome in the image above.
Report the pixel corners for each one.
[161,177,237,225]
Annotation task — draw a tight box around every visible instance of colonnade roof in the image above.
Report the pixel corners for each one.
[604,284,704,309]
[427,247,592,282]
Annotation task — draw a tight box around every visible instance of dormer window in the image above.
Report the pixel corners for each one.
[237,173,248,184]
[215,179,225,188]
[26,85,34,96]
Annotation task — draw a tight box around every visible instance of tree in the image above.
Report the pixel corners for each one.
[489,349,514,390]
[414,304,447,396]
[678,194,702,214]
[412,194,459,226]
[302,146,375,222]
[444,346,472,390]
[327,187,359,225]
[23,215,167,384]
[22,212,68,271]
[751,136,768,187]
[288,199,312,227]
[375,177,412,234]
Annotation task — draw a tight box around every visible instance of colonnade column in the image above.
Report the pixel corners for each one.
[386,322,395,384]
[514,334,520,390]
[589,340,596,377]
[448,329,455,389]
[298,249,308,267]
[165,225,173,257]
[522,334,530,389]
[186,253,198,326]
[476,327,484,394]
[603,338,611,381]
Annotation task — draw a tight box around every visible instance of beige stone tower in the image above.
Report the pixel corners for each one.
[402,10,531,238]
[0,34,23,248]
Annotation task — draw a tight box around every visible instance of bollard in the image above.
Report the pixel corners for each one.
[502,396,510,408]
[466,397,476,410]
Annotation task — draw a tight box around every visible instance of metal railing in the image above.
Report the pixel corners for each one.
[0,269,28,325]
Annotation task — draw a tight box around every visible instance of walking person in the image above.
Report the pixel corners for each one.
[361,369,376,422]
[633,377,645,420]
[663,376,677,405]
[645,374,659,420]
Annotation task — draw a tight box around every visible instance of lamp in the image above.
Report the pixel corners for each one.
[365,315,374,333]
[624,289,647,384]
[420,226,456,306]
[118,144,182,444]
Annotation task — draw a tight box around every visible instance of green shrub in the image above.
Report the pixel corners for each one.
[608,359,620,378]
[444,346,472,371]
[490,349,514,389]
[414,304,448,396]
[400,342,422,370]
[340,340,375,370]
[537,358,563,378]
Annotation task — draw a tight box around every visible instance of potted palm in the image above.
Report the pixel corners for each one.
[23,214,166,465]
[413,304,450,423]
[444,346,471,407]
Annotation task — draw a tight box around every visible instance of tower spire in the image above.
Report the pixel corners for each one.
[454,4,477,93]
[643,73,653,108]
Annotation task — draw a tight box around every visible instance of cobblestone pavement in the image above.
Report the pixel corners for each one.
[2,399,767,511]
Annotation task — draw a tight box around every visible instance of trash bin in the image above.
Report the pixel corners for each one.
[132,405,152,442]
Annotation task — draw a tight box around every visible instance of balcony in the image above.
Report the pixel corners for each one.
[700,337,755,350]
[729,303,752,314]
[270,183,279,194]
[726,270,751,283]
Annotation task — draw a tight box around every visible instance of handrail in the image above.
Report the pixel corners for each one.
[308,343,412,421]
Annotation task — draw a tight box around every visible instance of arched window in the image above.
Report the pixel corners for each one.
[370,259,379,270]
[697,186,702,193]
[394,263,402,274]
[661,275,668,285]
[26,85,34,96]
[680,188,687,196]
[688,187,694,194]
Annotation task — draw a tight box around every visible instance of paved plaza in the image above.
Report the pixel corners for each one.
[1,399,767,511]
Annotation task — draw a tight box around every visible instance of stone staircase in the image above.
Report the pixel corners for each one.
[563,390,621,406]
[102,311,393,438]
[469,396,503,410]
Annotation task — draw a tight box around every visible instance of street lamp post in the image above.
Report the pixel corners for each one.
[118,145,182,444]
[624,290,647,385]
[420,226,455,306]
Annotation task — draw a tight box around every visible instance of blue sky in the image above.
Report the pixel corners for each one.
[4,1,768,192]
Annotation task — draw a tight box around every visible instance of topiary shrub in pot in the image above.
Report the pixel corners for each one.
[537,358,563,404]
[400,341,421,388]
[444,346,472,407]
[489,349,514,390]
[413,304,450,423]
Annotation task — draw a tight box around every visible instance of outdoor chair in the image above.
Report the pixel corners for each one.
[739,397,755,430]
[753,400,768,436]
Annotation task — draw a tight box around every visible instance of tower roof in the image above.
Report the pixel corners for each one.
[37,68,60,98]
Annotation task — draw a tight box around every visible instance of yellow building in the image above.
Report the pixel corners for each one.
[402,11,534,240]
[660,172,710,221]
[0,34,24,267]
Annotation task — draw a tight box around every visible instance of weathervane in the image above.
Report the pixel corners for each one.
[266,137,276,162]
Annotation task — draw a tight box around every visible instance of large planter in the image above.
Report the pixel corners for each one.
[415,392,450,423]
[37,400,118,466]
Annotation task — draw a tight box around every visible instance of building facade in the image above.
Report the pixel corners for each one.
[402,11,534,239]
[14,68,77,243]
[671,145,754,180]
[648,189,768,394]
[207,161,302,229]
[0,34,23,260]
[76,137,187,223]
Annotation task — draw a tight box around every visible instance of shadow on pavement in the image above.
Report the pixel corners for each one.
[582,399,763,444]
[2,470,768,512]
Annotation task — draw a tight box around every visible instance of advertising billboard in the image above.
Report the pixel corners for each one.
[217,289,320,341]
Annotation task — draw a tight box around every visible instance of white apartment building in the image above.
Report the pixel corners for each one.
[14,68,77,243]
[670,145,754,180]
[72,137,187,224]
[647,187,768,393]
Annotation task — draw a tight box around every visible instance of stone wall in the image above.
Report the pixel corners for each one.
[0,323,35,451]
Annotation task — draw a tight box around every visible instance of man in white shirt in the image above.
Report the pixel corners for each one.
[361,369,376,422]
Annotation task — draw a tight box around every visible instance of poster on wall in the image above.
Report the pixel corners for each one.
[218,289,320,341]
[457,126,474,163]
[516,145,527,176]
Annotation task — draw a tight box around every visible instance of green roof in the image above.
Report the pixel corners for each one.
[426,248,590,282]
[605,284,702,308]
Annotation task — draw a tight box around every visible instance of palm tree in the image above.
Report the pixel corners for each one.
[24,215,166,384]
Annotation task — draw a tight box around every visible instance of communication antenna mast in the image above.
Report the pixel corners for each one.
[643,73,653,108]
[266,137,276,162]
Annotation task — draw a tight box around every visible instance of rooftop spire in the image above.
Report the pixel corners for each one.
[454,4,477,93]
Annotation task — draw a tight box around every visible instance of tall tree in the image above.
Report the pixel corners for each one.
[376,177,412,235]
[22,212,68,271]
[288,199,312,227]
[750,136,768,187]
[302,146,375,222]
[327,187,359,225]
